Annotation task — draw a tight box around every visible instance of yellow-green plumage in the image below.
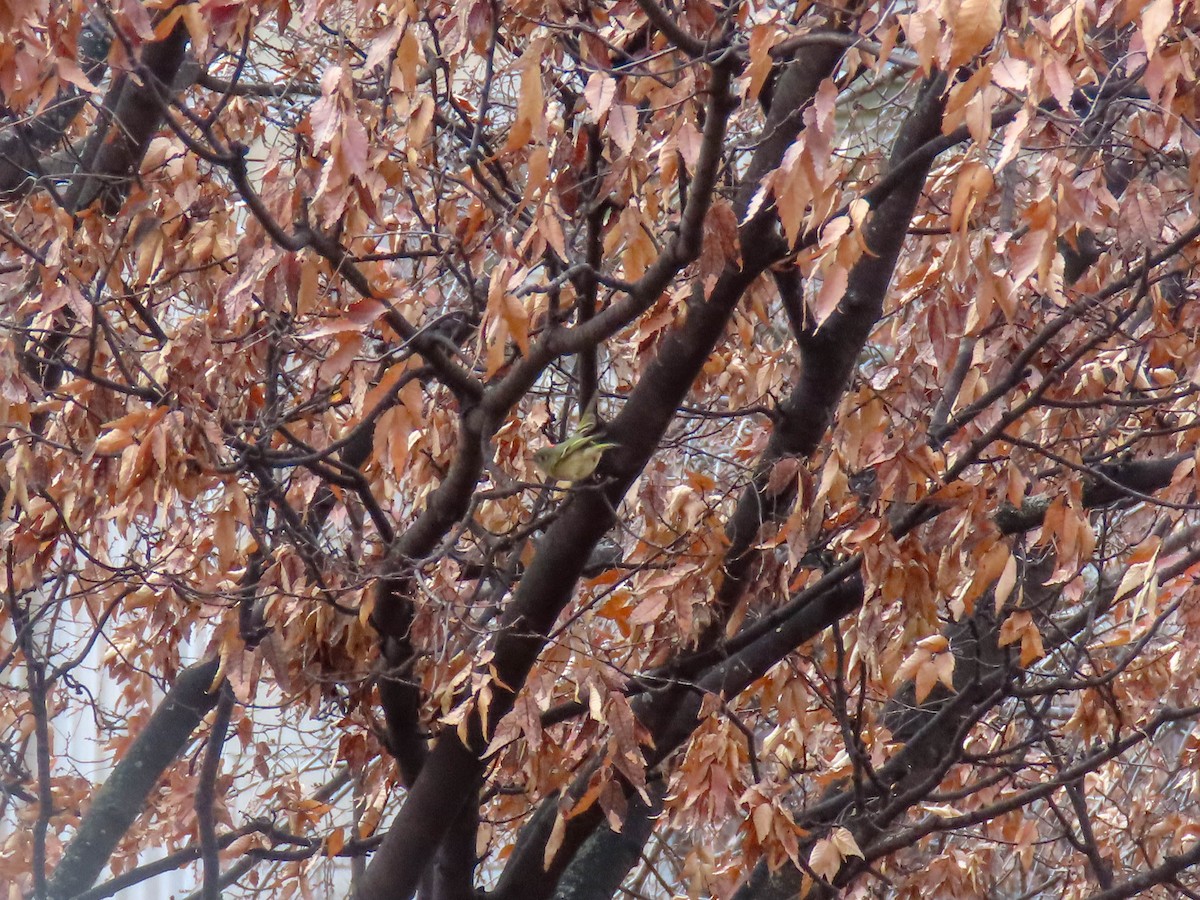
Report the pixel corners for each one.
[533,405,616,481]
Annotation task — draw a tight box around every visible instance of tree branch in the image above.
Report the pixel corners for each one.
[48,658,223,899]
[197,682,236,900]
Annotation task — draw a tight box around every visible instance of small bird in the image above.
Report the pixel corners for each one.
[532,404,617,482]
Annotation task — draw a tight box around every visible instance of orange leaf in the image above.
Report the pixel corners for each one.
[745,25,777,102]
[949,0,1002,68]
[994,551,1018,613]
[543,810,566,870]
[504,48,544,152]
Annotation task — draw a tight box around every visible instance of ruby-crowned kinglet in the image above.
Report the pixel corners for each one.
[533,405,617,482]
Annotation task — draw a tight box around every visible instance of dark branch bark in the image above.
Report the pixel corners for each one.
[197,682,236,900]
[703,72,948,639]
[732,453,1193,898]
[634,0,708,57]
[995,452,1191,533]
[418,799,479,900]
[483,56,946,900]
[1086,840,1200,900]
[64,21,190,213]
[553,784,663,900]
[9,553,52,899]
[47,658,222,899]
[0,17,110,199]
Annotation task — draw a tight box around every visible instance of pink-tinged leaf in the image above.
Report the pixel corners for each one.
[609,104,637,156]
[120,0,156,39]
[812,78,838,137]
[339,115,369,176]
[1141,0,1173,57]
[200,0,241,29]
[995,106,1031,171]
[753,802,773,841]
[365,23,401,71]
[56,57,100,93]
[809,836,840,882]
[809,829,859,882]
[1042,56,1075,113]
[848,198,871,230]
[818,215,851,249]
[310,73,342,148]
[466,0,493,54]
[583,72,616,123]
[629,593,668,626]
[765,457,800,496]
[810,263,848,328]
[992,58,1030,92]
[299,299,385,338]
[903,8,941,73]
[676,120,702,168]
[1008,228,1049,285]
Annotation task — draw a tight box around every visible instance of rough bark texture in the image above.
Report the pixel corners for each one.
[47,658,222,899]
[552,785,663,900]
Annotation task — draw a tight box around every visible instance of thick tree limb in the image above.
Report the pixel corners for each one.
[702,73,948,638]
[42,398,371,896]
[0,18,110,199]
[196,682,236,900]
[47,658,222,899]
[1086,840,1200,900]
[522,62,1196,898]
[65,21,190,213]
[552,784,663,900]
[417,800,479,900]
[731,459,1195,898]
[634,0,708,57]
